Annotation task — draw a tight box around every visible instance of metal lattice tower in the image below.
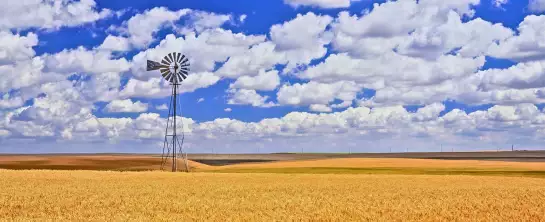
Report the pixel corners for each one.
[146,52,190,172]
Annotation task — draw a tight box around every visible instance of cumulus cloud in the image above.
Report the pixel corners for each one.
[0,31,38,64]
[120,72,220,99]
[227,89,277,107]
[9,103,545,152]
[493,0,509,8]
[131,31,265,80]
[177,11,232,34]
[284,0,355,8]
[116,7,191,49]
[42,46,130,75]
[488,15,545,62]
[98,35,131,52]
[104,99,149,113]
[277,81,360,108]
[270,12,333,71]
[0,0,111,30]
[230,69,280,91]
[330,0,486,59]
[529,0,545,12]
[104,7,236,51]
[156,104,168,110]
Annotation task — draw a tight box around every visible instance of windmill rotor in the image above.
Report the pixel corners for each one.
[147,52,190,84]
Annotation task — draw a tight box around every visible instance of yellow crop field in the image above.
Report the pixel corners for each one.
[1,169,545,221]
[216,157,545,170]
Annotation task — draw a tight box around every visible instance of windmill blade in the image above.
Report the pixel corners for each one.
[178,71,188,76]
[181,57,189,64]
[164,54,173,63]
[176,53,182,63]
[165,73,173,82]
[161,72,169,78]
[179,54,186,64]
[176,73,183,83]
[161,59,170,66]
[181,73,188,79]
[168,53,175,64]
[179,63,190,68]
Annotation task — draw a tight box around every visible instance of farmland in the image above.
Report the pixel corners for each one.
[1,152,545,221]
[1,170,545,221]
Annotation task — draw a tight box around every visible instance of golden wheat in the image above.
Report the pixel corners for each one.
[216,157,545,170]
[1,170,545,221]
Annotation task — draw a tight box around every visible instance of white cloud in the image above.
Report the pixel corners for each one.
[0,0,111,30]
[217,12,333,77]
[0,129,10,137]
[270,12,333,71]
[0,31,38,64]
[230,69,280,91]
[0,57,46,93]
[77,72,122,102]
[121,7,191,48]
[131,31,265,80]
[330,0,484,59]
[216,41,283,78]
[104,99,148,113]
[277,81,360,108]
[529,0,545,12]
[107,8,235,50]
[239,15,247,23]
[396,12,513,59]
[488,15,545,62]
[284,0,355,8]
[120,72,220,99]
[227,89,277,107]
[0,94,25,109]
[476,60,545,91]
[156,104,168,110]
[310,104,332,112]
[42,46,130,75]
[98,35,130,52]
[224,108,232,112]
[300,52,484,93]
[197,98,204,103]
[6,96,545,152]
[493,0,509,8]
[178,11,232,34]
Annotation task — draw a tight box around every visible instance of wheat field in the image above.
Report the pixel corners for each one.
[1,169,545,221]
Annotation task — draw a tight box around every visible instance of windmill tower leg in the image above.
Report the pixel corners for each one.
[172,84,177,172]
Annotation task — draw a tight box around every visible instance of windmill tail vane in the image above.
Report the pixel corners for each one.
[146,52,191,172]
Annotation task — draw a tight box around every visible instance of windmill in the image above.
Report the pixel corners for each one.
[147,52,190,172]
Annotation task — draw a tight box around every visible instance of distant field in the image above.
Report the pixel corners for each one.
[1,170,545,221]
[3,152,545,177]
[0,155,207,171]
[206,157,545,177]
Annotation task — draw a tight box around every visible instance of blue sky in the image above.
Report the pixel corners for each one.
[2,0,545,153]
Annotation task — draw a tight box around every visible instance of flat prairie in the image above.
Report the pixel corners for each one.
[1,170,545,221]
